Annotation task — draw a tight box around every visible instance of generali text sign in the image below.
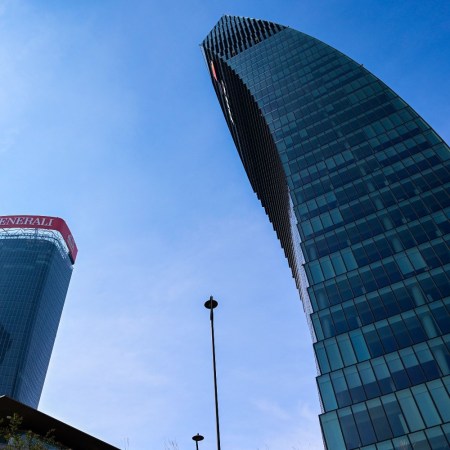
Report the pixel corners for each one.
[0,215,78,263]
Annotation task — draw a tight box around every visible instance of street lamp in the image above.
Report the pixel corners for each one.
[204,295,221,450]
[192,433,204,450]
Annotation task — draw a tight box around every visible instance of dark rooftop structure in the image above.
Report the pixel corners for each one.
[0,396,119,450]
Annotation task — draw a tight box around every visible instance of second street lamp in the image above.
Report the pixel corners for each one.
[192,433,204,450]
[204,296,221,450]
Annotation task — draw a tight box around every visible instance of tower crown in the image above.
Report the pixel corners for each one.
[202,15,285,60]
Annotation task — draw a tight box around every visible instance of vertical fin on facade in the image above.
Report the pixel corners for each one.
[201,18,317,343]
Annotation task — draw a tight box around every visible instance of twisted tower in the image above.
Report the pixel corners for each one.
[202,16,450,449]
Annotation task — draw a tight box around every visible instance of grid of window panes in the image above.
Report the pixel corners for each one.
[205,18,450,449]
[0,237,72,408]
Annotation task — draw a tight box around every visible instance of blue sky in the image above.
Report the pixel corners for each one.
[0,1,449,449]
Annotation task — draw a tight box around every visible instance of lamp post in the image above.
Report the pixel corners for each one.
[204,295,221,450]
[192,433,204,450]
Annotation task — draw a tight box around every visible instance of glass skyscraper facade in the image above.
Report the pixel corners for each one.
[202,16,450,449]
[0,218,75,408]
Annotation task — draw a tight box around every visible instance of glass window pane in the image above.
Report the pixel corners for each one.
[376,440,394,450]
[386,353,410,390]
[425,426,449,450]
[318,375,338,411]
[338,407,362,449]
[366,325,384,357]
[411,384,441,427]
[352,403,376,446]
[415,342,441,380]
[315,342,330,373]
[429,339,450,375]
[337,334,357,366]
[343,302,360,329]
[400,347,426,384]
[331,371,352,407]
[320,310,335,338]
[350,330,370,361]
[403,311,427,344]
[392,436,412,450]
[333,306,348,334]
[408,431,431,450]
[397,390,425,432]
[345,366,366,403]
[427,379,450,422]
[442,423,450,447]
[327,339,344,370]
[376,322,397,353]
[389,316,413,347]
[372,358,395,394]
[320,411,346,449]
[381,393,409,437]
[360,361,381,398]
[367,398,393,441]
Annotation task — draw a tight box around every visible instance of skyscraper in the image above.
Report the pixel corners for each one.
[202,16,450,449]
[0,215,77,408]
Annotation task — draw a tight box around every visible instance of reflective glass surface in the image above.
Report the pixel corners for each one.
[203,16,450,449]
[0,237,73,407]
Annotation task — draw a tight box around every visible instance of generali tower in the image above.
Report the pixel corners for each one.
[0,215,77,407]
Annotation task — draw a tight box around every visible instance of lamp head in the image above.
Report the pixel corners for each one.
[192,434,204,442]
[204,295,218,309]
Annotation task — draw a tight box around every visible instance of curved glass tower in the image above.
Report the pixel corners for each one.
[202,16,450,449]
[0,216,76,408]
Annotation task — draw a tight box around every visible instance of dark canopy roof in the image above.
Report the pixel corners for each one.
[0,396,119,450]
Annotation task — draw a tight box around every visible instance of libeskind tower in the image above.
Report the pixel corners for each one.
[202,16,450,449]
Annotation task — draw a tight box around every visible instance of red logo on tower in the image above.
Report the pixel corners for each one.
[0,215,78,263]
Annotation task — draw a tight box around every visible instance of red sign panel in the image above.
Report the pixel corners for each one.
[0,215,78,263]
[210,60,218,81]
